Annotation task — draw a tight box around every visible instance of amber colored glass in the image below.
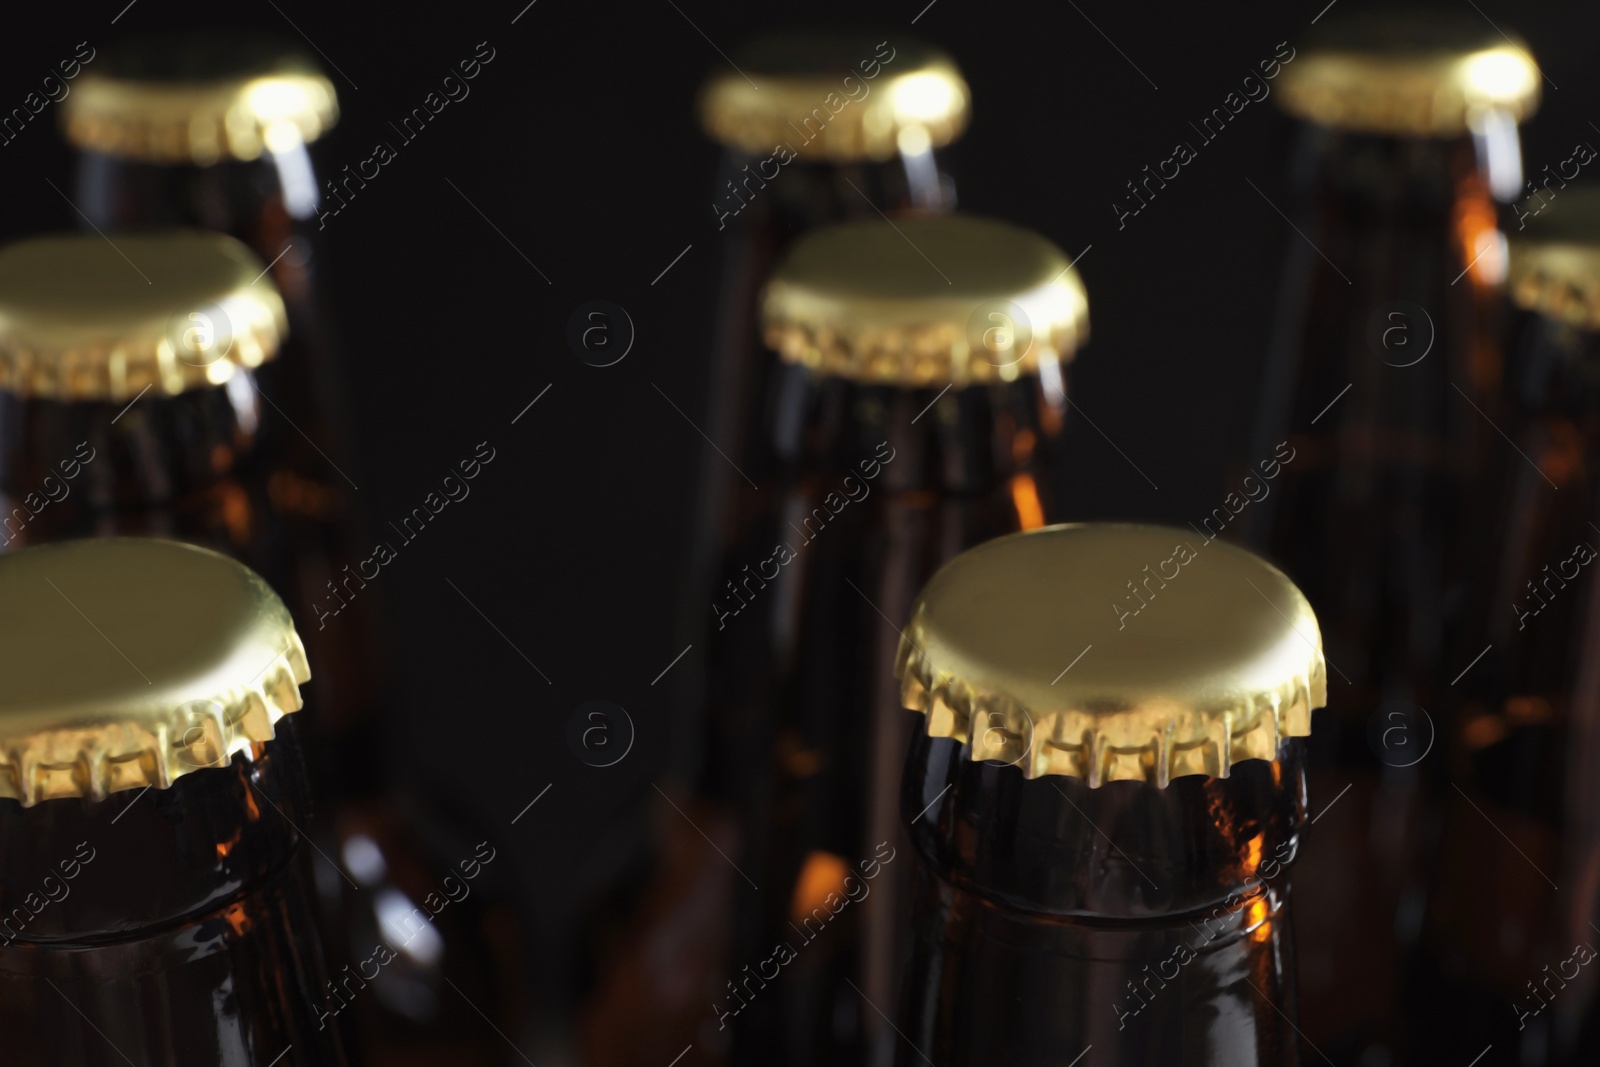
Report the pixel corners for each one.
[0,718,353,1066]
[674,150,955,760]
[897,730,1307,1066]
[1410,311,1600,1066]
[582,334,1064,1067]
[582,139,963,1067]
[1245,125,1507,1062]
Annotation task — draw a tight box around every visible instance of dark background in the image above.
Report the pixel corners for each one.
[1,0,1596,1052]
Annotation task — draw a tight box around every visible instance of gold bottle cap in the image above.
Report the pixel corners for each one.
[0,538,310,807]
[1277,12,1540,136]
[896,524,1327,785]
[0,230,287,402]
[699,33,968,162]
[1508,186,1600,329]
[63,32,338,165]
[762,215,1087,386]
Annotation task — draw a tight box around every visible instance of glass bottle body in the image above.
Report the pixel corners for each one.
[716,367,1062,1067]
[582,148,961,1067]
[1246,124,1508,1059]
[1414,313,1600,1065]
[0,719,352,1067]
[898,730,1307,1066]
[675,147,956,775]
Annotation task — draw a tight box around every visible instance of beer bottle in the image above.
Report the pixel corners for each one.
[1247,12,1539,1058]
[895,523,1325,1066]
[1413,187,1600,1065]
[0,231,521,1065]
[672,32,971,777]
[0,536,349,1066]
[588,215,1085,1066]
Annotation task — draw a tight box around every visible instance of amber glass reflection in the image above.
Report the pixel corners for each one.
[1246,125,1506,1061]
[898,730,1306,1066]
[0,719,351,1066]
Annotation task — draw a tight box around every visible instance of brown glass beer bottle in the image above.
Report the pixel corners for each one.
[0,231,522,1066]
[1247,13,1539,1059]
[895,523,1325,1066]
[671,32,971,778]
[589,215,1086,1067]
[1414,187,1600,1066]
[0,536,350,1066]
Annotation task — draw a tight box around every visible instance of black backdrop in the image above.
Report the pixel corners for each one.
[1,0,1595,1052]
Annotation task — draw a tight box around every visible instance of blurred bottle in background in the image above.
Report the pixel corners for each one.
[586,214,1083,1067]
[579,33,971,1066]
[668,29,970,802]
[0,538,351,1066]
[895,524,1323,1066]
[1246,13,1538,1061]
[1418,187,1600,1066]
[0,230,523,1065]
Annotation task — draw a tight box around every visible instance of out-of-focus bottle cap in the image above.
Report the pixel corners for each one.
[1277,12,1540,136]
[762,215,1087,386]
[0,538,310,807]
[62,32,338,164]
[0,230,286,402]
[1508,185,1600,329]
[896,524,1327,785]
[699,32,968,162]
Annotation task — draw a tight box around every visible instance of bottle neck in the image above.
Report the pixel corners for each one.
[0,381,265,551]
[899,730,1306,1065]
[767,366,1064,500]
[0,719,310,941]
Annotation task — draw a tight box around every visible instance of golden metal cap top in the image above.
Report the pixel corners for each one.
[0,538,310,807]
[1277,12,1540,136]
[0,230,287,402]
[699,33,968,162]
[762,215,1088,386]
[63,32,338,164]
[896,524,1327,786]
[1508,186,1600,329]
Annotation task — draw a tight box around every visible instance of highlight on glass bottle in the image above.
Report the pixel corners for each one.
[0,537,350,1066]
[895,522,1325,1066]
